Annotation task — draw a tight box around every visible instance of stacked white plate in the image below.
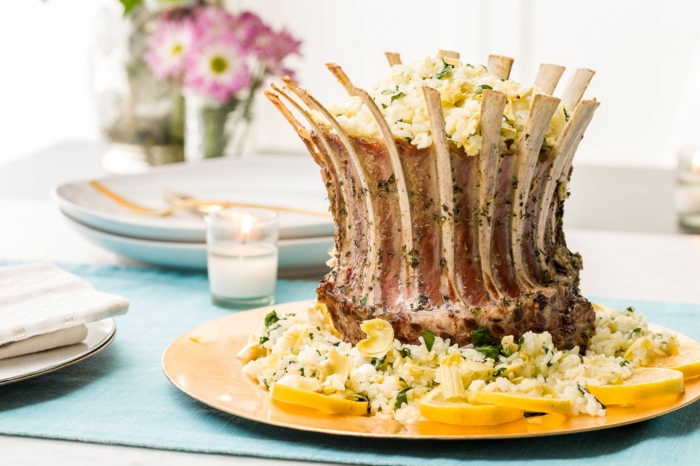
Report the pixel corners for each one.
[51,155,335,278]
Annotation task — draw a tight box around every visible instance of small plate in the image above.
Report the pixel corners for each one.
[0,318,116,385]
[51,156,334,242]
[61,211,333,278]
[163,301,700,439]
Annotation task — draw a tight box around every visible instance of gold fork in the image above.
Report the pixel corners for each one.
[89,180,332,218]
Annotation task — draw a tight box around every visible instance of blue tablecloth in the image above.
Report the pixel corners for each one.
[1,262,699,465]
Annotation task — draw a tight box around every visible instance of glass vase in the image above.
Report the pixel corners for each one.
[91,1,185,172]
[184,92,256,160]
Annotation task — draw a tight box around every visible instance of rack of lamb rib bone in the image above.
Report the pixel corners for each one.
[265,51,599,350]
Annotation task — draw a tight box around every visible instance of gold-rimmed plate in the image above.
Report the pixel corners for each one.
[162,301,700,439]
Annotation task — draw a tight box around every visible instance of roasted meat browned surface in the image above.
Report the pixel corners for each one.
[266,53,599,350]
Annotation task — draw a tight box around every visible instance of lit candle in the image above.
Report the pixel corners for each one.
[206,209,279,308]
[676,147,700,230]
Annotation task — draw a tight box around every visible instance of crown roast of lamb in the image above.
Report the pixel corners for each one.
[266,51,599,351]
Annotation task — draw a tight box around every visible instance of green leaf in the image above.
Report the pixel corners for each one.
[264,311,279,327]
[119,0,143,16]
[471,327,498,347]
[472,327,502,360]
[475,345,500,360]
[394,387,411,410]
[398,347,411,358]
[422,330,435,352]
[259,336,269,345]
[479,84,493,90]
[620,360,630,367]
[493,367,506,377]
[399,377,409,388]
[626,306,635,313]
[390,92,406,103]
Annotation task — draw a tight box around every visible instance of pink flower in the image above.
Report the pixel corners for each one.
[184,34,250,102]
[192,5,238,38]
[235,12,271,51]
[258,28,302,77]
[145,19,194,80]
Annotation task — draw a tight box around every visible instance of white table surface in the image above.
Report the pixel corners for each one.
[0,143,699,465]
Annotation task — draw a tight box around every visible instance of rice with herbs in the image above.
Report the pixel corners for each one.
[242,303,678,424]
[311,56,567,155]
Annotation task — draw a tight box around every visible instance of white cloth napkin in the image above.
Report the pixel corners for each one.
[0,263,129,352]
[0,325,88,360]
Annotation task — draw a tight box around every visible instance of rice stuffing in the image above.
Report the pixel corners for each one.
[241,302,678,424]
[311,56,567,155]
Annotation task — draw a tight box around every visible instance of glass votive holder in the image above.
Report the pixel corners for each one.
[205,208,279,309]
[676,145,700,231]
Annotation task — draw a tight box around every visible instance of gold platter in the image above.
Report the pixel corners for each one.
[162,300,700,439]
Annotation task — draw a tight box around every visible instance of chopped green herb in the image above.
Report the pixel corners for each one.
[422,330,436,352]
[371,354,387,368]
[264,311,279,327]
[390,92,406,103]
[309,332,314,340]
[332,341,341,347]
[394,387,411,410]
[381,103,387,109]
[259,336,269,345]
[433,59,455,80]
[471,327,503,360]
[350,393,368,402]
[577,384,606,409]
[518,336,525,351]
[474,84,494,95]
[620,360,631,367]
[359,293,368,307]
[472,327,499,347]
[300,367,305,376]
[500,78,506,82]
[263,379,270,389]
[493,367,506,377]
[632,328,642,335]
[626,306,635,313]
[336,113,344,117]
[399,377,409,388]
[398,348,411,358]
[563,107,570,122]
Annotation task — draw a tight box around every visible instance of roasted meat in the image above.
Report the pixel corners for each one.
[266,52,599,350]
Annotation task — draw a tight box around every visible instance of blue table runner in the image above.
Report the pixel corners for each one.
[1,262,699,465]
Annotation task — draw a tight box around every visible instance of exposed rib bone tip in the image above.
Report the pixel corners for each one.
[487,54,515,80]
[534,64,566,95]
[385,52,402,66]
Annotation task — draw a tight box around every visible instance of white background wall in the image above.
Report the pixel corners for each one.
[3,0,700,168]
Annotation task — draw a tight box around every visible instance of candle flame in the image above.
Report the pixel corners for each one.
[692,151,700,174]
[240,214,253,243]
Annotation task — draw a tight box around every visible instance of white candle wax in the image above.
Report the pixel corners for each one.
[207,242,278,299]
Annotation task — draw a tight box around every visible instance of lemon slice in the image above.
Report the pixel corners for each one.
[270,383,369,416]
[586,368,684,405]
[649,344,700,379]
[418,389,524,426]
[468,390,572,415]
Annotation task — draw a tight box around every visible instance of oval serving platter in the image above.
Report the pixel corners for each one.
[162,301,700,439]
